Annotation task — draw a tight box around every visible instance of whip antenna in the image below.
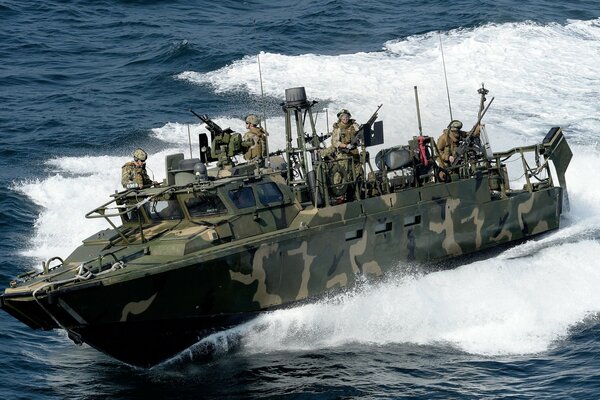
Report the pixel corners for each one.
[439,34,453,121]
[187,124,193,158]
[414,86,429,166]
[414,86,423,136]
[254,20,270,166]
[257,52,267,132]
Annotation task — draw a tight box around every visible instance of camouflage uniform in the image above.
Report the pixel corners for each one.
[331,120,360,152]
[437,121,481,168]
[243,126,266,162]
[121,162,152,189]
[330,118,363,179]
[321,109,359,160]
[437,128,467,167]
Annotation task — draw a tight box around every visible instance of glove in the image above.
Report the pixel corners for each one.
[346,144,354,150]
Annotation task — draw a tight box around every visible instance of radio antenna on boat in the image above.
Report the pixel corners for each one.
[414,86,424,136]
[187,124,193,158]
[254,20,270,167]
[414,86,429,166]
[439,34,453,121]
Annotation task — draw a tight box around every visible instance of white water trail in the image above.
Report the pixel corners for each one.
[189,240,600,358]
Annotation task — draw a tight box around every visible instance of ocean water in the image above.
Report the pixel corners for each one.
[2,0,600,398]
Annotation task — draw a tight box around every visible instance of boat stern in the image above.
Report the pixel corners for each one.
[543,127,572,211]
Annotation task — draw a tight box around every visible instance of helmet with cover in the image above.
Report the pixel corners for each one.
[337,109,351,119]
[245,114,260,126]
[449,120,463,131]
[133,148,148,162]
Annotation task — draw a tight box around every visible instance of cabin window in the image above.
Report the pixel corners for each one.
[345,229,363,241]
[124,206,142,223]
[186,194,227,217]
[403,215,421,227]
[148,199,183,221]
[375,222,393,234]
[228,187,256,209]
[256,182,284,205]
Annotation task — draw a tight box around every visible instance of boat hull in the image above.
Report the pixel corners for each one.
[1,181,564,367]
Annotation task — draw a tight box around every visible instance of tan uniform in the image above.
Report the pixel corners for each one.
[331,120,360,151]
[121,162,152,188]
[243,126,266,161]
[322,120,363,179]
[437,129,467,167]
[321,120,360,158]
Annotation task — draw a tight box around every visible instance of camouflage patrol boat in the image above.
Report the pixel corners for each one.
[0,86,572,368]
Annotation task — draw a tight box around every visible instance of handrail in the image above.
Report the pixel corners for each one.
[42,256,64,275]
[85,187,173,219]
[85,187,174,246]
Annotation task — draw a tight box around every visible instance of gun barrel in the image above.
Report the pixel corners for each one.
[189,109,204,121]
[470,97,494,134]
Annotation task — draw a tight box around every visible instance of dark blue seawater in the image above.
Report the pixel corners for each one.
[2,0,600,398]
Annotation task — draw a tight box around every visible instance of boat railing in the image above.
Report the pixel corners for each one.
[490,144,552,192]
[85,187,174,244]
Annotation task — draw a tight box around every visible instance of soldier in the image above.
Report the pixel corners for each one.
[320,109,364,194]
[242,114,266,163]
[331,109,360,156]
[437,120,468,168]
[121,148,155,189]
[321,109,359,156]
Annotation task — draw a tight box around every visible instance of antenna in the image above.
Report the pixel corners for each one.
[414,86,429,167]
[414,86,423,136]
[439,34,453,121]
[254,20,270,167]
[325,108,329,137]
[187,124,193,158]
[257,51,267,132]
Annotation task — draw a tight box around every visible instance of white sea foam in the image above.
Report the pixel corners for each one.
[191,240,600,357]
[15,19,600,356]
[175,18,600,152]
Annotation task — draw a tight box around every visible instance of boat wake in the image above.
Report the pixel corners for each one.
[163,239,600,367]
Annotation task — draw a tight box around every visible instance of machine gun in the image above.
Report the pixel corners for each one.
[343,104,383,152]
[190,110,243,166]
[190,109,234,141]
[451,96,494,167]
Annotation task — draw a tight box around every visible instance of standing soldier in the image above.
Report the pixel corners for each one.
[321,109,360,158]
[321,109,363,178]
[331,109,360,156]
[121,148,154,189]
[242,114,266,164]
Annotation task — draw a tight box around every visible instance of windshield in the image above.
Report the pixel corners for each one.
[148,199,183,221]
[256,182,284,205]
[228,187,256,209]
[186,194,228,217]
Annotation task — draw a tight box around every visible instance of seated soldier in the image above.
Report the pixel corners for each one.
[121,148,156,189]
[437,120,468,168]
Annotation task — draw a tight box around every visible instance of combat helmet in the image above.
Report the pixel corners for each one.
[133,148,148,162]
[337,109,351,118]
[245,114,260,126]
[449,120,463,130]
